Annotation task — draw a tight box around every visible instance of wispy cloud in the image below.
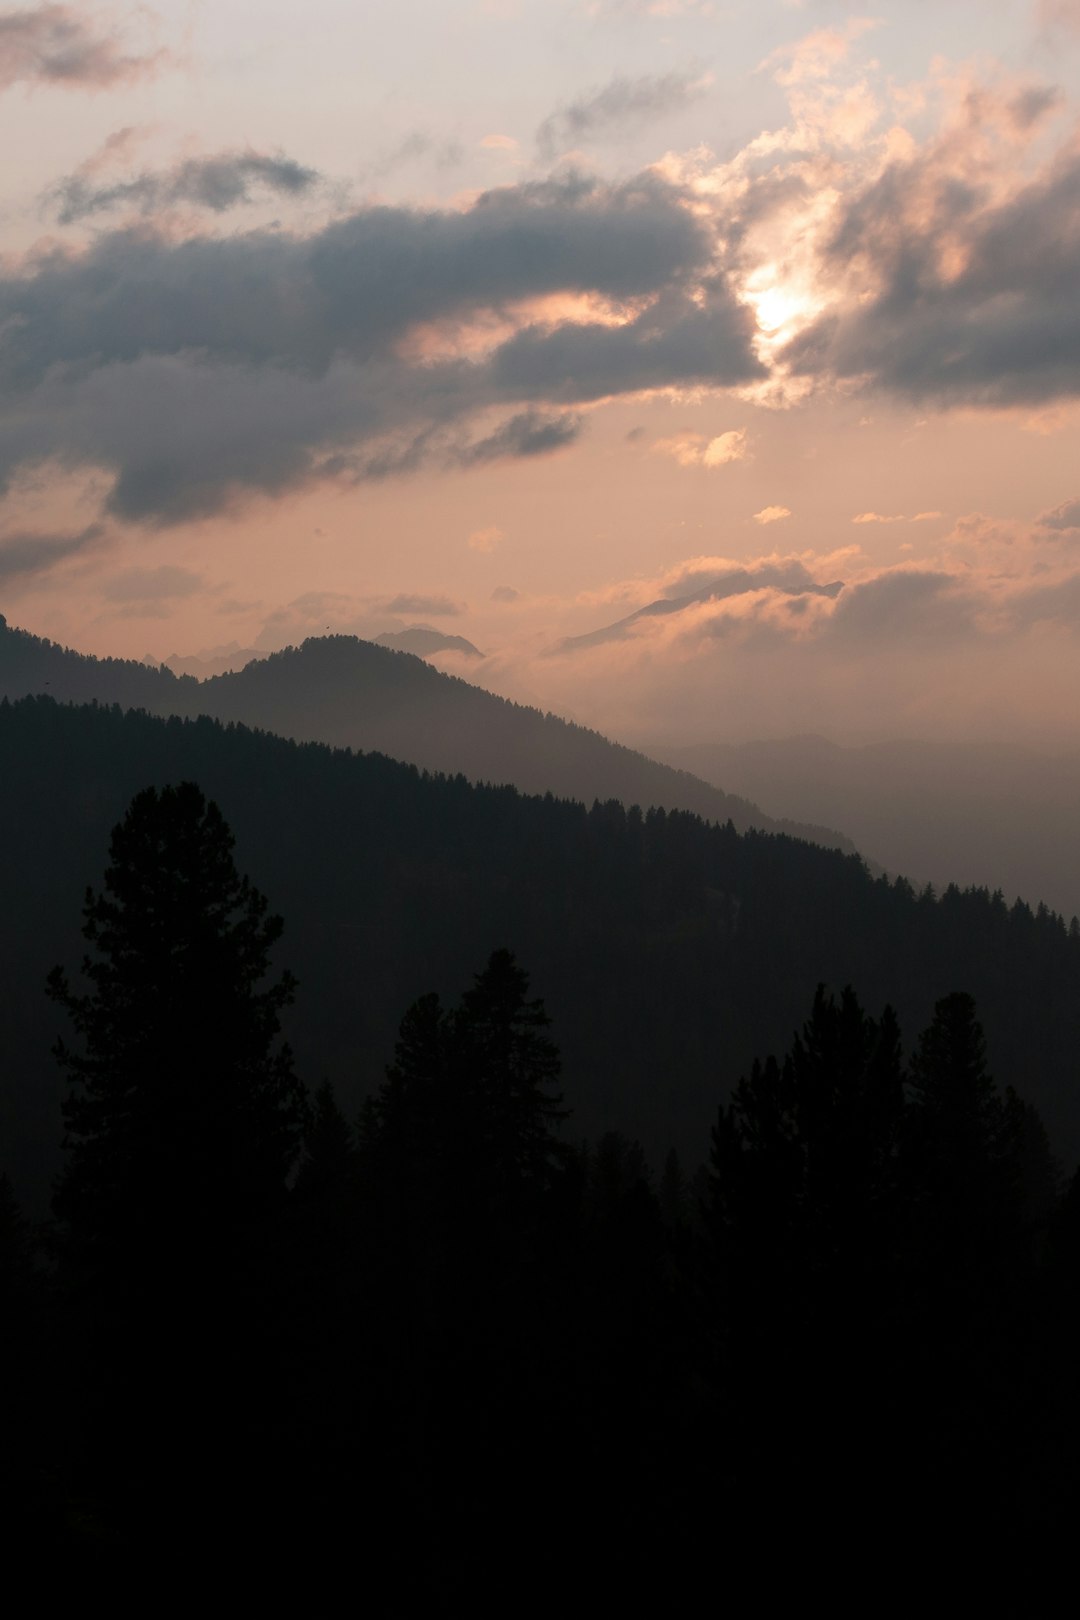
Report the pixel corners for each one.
[537,69,710,158]
[0,5,166,92]
[0,521,104,581]
[48,150,320,224]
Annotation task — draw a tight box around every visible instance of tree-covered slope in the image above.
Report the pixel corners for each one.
[3,696,1079,1209]
[0,615,854,850]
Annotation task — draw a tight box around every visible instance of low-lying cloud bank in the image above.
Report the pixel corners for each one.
[477,523,1080,749]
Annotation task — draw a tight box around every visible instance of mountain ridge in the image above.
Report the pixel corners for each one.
[0,614,859,854]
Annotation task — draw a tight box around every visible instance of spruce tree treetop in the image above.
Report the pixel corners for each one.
[49,782,307,1282]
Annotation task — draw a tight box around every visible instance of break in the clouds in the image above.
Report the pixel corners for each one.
[48,151,320,224]
[536,70,710,158]
[780,88,1080,407]
[0,5,163,90]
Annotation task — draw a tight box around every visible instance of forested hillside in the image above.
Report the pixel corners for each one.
[0,615,854,851]
[3,694,1079,1211]
[655,733,1080,922]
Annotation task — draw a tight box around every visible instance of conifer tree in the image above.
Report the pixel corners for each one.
[48,781,307,1292]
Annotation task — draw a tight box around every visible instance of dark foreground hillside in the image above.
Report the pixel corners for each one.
[0,614,855,851]
[4,742,1080,1596]
[3,695,1080,1212]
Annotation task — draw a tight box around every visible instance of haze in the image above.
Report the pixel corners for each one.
[0,2,1075,743]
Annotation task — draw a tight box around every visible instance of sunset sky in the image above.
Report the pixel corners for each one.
[4,1,1080,746]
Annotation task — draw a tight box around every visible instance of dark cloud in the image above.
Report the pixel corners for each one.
[0,170,734,523]
[825,570,973,644]
[783,139,1080,406]
[1000,569,1080,635]
[491,585,519,603]
[50,151,320,224]
[101,565,203,602]
[1037,496,1080,531]
[490,280,762,400]
[0,5,163,90]
[536,70,708,158]
[0,521,103,580]
[458,409,582,463]
[2,173,709,383]
[380,593,464,617]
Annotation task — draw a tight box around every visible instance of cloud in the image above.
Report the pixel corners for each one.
[480,133,518,151]
[101,565,203,602]
[49,150,320,224]
[486,526,1080,750]
[853,511,905,524]
[469,526,505,553]
[0,5,165,91]
[458,409,581,463]
[555,554,842,652]
[781,95,1080,407]
[826,568,974,645]
[0,520,104,580]
[537,70,710,157]
[1038,496,1080,531]
[490,279,760,402]
[754,506,792,524]
[763,20,880,89]
[357,130,464,184]
[491,584,518,602]
[0,169,733,523]
[653,427,749,468]
[379,593,464,617]
[702,430,748,467]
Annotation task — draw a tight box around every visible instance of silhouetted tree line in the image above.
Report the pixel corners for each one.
[3,781,1080,1597]
[6,694,1080,1220]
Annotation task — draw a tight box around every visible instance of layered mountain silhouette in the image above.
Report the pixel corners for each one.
[161,645,265,678]
[653,734,1080,923]
[0,614,855,851]
[554,563,844,653]
[4,695,1079,1214]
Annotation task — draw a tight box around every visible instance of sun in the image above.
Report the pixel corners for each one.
[743,265,822,348]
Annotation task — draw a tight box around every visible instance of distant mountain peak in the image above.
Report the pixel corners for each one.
[373,625,483,659]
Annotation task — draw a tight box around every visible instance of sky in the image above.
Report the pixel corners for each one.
[4,0,1080,748]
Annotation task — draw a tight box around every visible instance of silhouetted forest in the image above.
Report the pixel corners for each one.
[5,694,1080,1221]
[656,731,1080,923]
[3,778,1079,1593]
[0,613,854,850]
